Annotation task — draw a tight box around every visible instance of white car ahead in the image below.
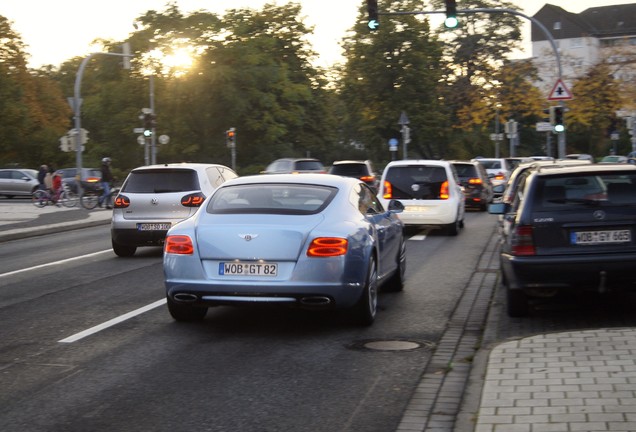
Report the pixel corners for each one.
[378,160,465,235]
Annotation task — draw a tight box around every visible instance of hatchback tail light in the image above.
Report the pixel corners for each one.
[511,225,535,256]
[165,235,194,255]
[181,192,206,207]
[439,181,449,200]
[114,194,130,209]
[307,237,348,257]
[383,181,393,199]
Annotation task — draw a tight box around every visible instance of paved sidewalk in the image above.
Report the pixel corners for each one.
[0,203,112,242]
[474,328,636,432]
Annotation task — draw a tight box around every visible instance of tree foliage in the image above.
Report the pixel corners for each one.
[340,0,446,162]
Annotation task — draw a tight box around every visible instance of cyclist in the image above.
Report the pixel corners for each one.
[98,157,114,209]
[51,171,63,205]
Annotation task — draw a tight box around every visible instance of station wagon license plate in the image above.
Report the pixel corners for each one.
[571,229,631,245]
[137,223,171,231]
[219,261,278,276]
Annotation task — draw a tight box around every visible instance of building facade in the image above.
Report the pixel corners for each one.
[531,3,636,107]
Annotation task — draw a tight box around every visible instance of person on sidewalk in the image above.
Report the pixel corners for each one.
[98,157,114,209]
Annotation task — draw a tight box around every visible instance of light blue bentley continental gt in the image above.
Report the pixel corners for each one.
[163,174,406,326]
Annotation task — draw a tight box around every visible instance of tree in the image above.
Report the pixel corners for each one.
[340,0,446,163]
[566,62,624,156]
[0,16,70,168]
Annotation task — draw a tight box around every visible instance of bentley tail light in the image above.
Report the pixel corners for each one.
[181,192,206,207]
[307,238,348,257]
[383,181,393,199]
[439,181,449,200]
[511,225,535,256]
[165,235,194,255]
[114,194,130,209]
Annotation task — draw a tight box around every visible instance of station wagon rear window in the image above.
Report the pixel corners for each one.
[538,173,636,207]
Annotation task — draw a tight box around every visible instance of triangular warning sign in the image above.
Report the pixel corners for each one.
[548,79,573,100]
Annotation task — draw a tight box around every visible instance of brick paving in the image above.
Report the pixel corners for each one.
[474,329,636,432]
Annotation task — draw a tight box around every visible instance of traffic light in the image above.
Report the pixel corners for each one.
[143,113,156,137]
[226,128,236,147]
[366,0,379,31]
[550,106,565,133]
[444,0,459,28]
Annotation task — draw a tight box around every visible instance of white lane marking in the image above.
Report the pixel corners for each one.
[409,234,428,241]
[0,249,113,279]
[58,298,167,343]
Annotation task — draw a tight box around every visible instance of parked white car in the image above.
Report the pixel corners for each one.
[378,160,465,235]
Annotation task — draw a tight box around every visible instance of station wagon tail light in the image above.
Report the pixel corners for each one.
[181,192,206,207]
[165,235,194,255]
[307,237,348,257]
[383,181,393,199]
[511,225,535,256]
[114,194,130,209]
[468,178,482,185]
[440,181,449,200]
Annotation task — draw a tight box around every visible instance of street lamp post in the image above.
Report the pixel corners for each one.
[73,50,131,202]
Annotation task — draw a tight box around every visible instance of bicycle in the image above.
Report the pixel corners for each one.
[80,182,119,210]
[32,184,78,208]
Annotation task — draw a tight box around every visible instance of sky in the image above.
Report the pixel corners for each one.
[2,0,635,69]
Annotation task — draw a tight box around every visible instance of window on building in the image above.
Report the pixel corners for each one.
[570,38,583,48]
[553,21,561,30]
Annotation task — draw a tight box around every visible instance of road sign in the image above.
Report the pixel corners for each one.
[548,79,573,100]
[133,127,144,134]
[536,122,553,132]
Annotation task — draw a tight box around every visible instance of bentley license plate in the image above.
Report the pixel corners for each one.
[219,261,278,276]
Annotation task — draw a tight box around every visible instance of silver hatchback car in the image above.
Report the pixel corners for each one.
[111,163,238,257]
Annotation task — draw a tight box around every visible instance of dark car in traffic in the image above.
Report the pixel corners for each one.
[489,164,636,317]
[449,160,493,211]
[56,167,102,193]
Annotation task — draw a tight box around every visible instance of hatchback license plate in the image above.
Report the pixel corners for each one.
[219,262,278,276]
[571,229,631,245]
[137,223,171,231]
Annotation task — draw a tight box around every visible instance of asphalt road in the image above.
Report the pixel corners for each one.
[0,210,498,432]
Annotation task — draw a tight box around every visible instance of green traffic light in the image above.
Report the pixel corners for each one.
[554,124,565,133]
[444,16,459,28]
[143,129,152,137]
[368,19,379,30]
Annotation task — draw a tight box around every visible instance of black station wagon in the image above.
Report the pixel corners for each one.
[489,164,636,316]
